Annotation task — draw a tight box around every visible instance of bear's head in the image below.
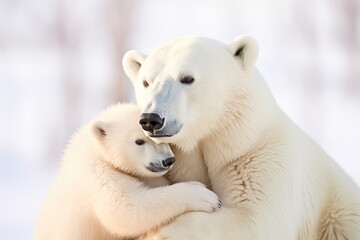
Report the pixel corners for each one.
[91,104,175,178]
[123,36,261,151]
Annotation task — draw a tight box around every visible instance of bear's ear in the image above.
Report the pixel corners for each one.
[122,50,147,84]
[92,121,108,142]
[228,35,259,71]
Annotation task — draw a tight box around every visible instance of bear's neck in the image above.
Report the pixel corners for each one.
[201,70,282,170]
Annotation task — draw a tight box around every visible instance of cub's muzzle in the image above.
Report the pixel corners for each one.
[162,157,176,168]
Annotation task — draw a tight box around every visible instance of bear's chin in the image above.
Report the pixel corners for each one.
[148,135,173,144]
[149,134,174,138]
[151,136,198,154]
[146,127,182,143]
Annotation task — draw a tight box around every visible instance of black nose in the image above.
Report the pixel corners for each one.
[139,113,164,132]
[162,157,176,168]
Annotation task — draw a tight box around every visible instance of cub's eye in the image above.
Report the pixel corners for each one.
[143,80,149,88]
[135,139,145,145]
[180,76,194,84]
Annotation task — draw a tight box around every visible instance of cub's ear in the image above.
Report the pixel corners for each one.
[228,35,259,71]
[92,121,108,142]
[122,50,147,84]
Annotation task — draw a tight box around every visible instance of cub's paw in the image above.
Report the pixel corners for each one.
[176,181,221,213]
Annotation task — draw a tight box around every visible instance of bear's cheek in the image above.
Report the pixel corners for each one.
[135,89,150,108]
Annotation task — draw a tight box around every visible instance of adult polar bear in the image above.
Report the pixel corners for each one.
[123,35,360,240]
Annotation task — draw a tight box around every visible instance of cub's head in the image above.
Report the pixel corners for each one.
[92,104,175,178]
[122,35,258,151]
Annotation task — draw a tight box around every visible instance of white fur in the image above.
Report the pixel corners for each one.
[123,36,360,240]
[34,103,220,240]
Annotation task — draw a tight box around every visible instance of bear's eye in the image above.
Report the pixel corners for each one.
[180,76,194,84]
[143,80,149,88]
[135,139,145,145]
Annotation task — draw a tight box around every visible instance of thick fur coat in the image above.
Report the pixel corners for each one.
[34,104,220,240]
[123,35,360,240]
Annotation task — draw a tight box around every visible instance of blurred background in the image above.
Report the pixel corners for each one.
[0,0,359,238]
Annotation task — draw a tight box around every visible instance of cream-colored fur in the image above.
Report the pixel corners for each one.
[123,35,360,240]
[34,103,220,240]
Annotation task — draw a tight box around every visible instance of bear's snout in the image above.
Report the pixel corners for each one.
[162,157,176,168]
[139,113,164,133]
[146,157,175,173]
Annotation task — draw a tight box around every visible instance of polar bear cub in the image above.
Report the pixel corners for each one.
[34,103,220,240]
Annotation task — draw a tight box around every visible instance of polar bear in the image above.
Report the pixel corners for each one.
[122,36,360,240]
[34,103,221,240]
